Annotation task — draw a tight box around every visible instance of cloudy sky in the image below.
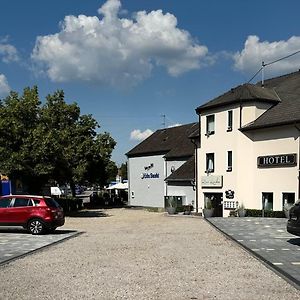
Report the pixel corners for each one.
[1,0,300,164]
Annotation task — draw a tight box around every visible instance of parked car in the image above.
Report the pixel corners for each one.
[0,195,65,235]
[287,200,300,236]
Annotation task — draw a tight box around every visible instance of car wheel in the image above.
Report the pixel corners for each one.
[27,219,45,235]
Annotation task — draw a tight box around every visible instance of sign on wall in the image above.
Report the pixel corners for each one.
[257,153,297,168]
[201,175,223,188]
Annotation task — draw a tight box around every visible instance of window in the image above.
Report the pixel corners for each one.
[0,198,12,208]
[227,151,232,172]
[206,153,215,173]
[262,193,273,212]
[206,115,215,136]
[13,198,32,207]
[282,193,295,209]
[227,110,233,131]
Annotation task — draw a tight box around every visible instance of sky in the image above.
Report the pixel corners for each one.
[1,0,300,165]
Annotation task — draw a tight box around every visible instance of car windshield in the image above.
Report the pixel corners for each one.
[44,198,60,208]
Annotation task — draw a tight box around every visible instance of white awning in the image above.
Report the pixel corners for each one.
[106,182,128,190]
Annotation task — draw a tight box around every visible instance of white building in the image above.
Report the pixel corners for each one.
[195,71,300,217]
[126,123,198,208]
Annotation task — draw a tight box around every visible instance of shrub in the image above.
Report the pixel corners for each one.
[246,209,285,218]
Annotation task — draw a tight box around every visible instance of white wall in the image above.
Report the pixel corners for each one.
[197,102,299,216]
[128,155,165,207]
[167,183,195,206]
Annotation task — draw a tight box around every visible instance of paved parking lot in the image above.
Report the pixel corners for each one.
[208,217,300,288]
[0,227,80,265]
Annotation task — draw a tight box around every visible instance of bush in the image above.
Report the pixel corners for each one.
[246,209,285,218]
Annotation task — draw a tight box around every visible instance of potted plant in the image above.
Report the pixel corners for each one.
[183,204,193,215]
[165,197,176,215]
[283,202,293,219]
[237,202,246,217]
[203,199,214,218]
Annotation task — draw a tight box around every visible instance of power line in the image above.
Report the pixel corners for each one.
[247,49,300,83]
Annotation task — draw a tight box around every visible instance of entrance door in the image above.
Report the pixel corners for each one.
[262,192,273,217]
[204,193,223,217]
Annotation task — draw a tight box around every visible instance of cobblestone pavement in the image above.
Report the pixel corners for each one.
[208,217,300,288]
[0,227,79,265]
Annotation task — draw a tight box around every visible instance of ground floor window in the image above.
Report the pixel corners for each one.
[282,193,295,209]
[262,192,273,212]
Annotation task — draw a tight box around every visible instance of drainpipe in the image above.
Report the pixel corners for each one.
[191,137,198,213]
[295,123,300,200]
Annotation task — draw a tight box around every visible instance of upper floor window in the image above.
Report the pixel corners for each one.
[227,151,232,172]
[227,110,233,131]
[206,115,215,136]
[206,153,215,173]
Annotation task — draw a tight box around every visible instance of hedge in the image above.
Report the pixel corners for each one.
[245,209,285,218]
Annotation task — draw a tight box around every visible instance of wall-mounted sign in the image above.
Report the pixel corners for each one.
[144,163,154,171]
[225,190,235,199]
[141,173,160,179]
[201,175,223,188]
[257,153,297,168]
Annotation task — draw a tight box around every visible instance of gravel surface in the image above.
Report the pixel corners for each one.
[0,208,299,299]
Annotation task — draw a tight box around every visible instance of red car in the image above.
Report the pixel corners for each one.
[0,195,65,234]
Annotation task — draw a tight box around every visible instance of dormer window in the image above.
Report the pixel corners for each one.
[206,115,215,136]
[227,110,233,132]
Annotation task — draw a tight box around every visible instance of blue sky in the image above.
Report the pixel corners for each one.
[1,0,300,165]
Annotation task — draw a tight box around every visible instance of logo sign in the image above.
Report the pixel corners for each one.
[141,173,160,179]
[201,176,223,188]
[225,190,235,199]
[257,153,297,168]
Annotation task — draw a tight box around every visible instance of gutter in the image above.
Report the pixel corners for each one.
[295,123,300,200]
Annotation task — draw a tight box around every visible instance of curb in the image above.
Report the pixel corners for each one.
[0,231,83,267]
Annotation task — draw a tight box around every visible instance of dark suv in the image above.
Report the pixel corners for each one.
[287,200,300,236]
[0,195,65,234]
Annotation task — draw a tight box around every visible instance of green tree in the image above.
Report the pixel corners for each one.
[119,162,128,180]
[0,87,116,194]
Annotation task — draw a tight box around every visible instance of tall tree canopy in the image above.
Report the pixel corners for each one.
[0,87,116,194]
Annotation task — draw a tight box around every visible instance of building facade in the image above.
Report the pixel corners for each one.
[126,123,198,208]
[195,71,300,217]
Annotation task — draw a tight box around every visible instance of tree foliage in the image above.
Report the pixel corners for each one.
[0,87,116,194]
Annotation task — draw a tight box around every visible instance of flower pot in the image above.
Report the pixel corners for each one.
[203,208,214,218]
[166,207,176,215]
[238,209,246,217]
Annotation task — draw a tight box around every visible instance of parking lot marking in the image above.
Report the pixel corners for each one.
[281,249,290,251]
[3,254,13,257]
[251,249,260,251]
[273,263,283,266]
[249,240,257,242]
[291,262,300,265]
[266,249,275,251]
[276,229,284,232]
[237,240,244,242]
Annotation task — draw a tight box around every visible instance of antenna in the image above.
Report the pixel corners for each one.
[161,114,166,128]
[261,61,265,87]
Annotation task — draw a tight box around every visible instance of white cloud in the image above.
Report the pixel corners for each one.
[234,35,300,77]
[130,129,153,141]
[31,0,209,87]
[0,39,19,63]
[0,74,10,97]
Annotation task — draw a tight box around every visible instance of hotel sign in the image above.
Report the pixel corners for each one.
[257,153,297,168]
[201,175,223,188]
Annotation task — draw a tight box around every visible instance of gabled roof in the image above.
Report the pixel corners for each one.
[196,83,280,113]
[241,71,300,131]
[165,156,195,182]
[126,123,198,158]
